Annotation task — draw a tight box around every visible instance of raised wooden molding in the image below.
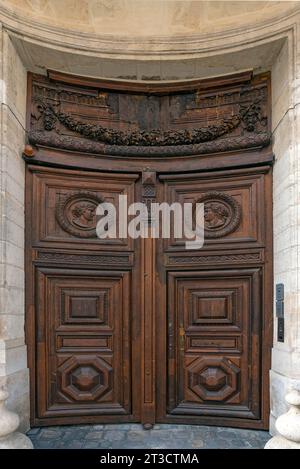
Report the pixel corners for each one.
[47,69,253,94]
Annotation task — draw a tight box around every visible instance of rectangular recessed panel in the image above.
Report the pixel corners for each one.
[70,297,99,318]
[62,337,108,347]
[30,167,137,251]
[190,289,236,326]
[56,335,112,352]
[187,336,239,352]
[62,288,108,325]
[161,171,265,249]
[193,295,227,320]
[196,297,227,318]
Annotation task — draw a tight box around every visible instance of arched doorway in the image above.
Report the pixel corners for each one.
[25,70,272,429]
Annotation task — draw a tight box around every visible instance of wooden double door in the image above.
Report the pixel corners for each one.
[26,162,272,429]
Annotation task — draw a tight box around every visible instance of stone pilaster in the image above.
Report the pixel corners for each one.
[0,26,29,432]
[270,22,300,434]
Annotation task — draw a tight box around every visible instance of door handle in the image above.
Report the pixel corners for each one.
[179,327,185,352]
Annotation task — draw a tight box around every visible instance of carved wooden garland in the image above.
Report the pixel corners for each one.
[34,98,266,147]
[28,131,271,157]
[56,191,104,238]
[196,191,242,239]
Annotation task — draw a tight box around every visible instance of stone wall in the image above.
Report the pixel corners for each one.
[0,0,297,37]
[0,28,28,432]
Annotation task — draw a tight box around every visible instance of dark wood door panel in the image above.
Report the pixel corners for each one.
[35,268,135,422]
[26,164,142,426]
[156,165,272,429]
[160,168,267,250]
[28,165,138,250]
[166,269,262,421]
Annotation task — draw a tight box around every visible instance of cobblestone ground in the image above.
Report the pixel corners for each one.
[27,424,270,449]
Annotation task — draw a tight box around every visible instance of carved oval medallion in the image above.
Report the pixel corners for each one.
[196,191,242,239]
[56,191,104,238]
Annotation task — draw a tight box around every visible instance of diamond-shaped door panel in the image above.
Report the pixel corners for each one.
[188,356,240,402]
[58,356,112,401]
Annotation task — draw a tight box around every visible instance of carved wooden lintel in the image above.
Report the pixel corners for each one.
[27,72,271,157]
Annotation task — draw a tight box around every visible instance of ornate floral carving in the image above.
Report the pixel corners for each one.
[195,191,242,239]
[56,191,104,238]
[28,130,271,157]
[167,252,261,265]
[28,74,271,156]
[33,97,266,147]
[37,251,131,265]
[240,102,267,131]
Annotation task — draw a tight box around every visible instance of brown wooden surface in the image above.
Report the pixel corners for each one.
[25,71,273,429]
[155,165,272,429]
[27,71,271,157]
[47,69,253,94]
[26,166,141,425]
